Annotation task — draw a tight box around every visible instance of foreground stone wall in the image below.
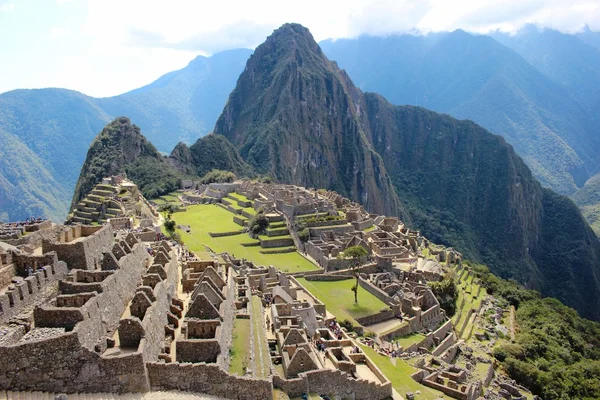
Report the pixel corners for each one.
[147,362,272,400]
[0,331,149,393]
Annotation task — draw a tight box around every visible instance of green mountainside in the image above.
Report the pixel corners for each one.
[169,133,253,178]
[0,50,251,222]
[0,126,70,222]
[320,31,600,194]
[473,265,600,399]
[0,89,111,221]
[573,173,600,235]
[212,23,600,321]
[71,117,181,210]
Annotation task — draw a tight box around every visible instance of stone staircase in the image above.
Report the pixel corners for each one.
[70,184,122,225]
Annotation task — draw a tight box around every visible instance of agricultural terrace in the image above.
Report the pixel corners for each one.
[296,277,388,325]
[452,264,487,340]
[172,204,319,273]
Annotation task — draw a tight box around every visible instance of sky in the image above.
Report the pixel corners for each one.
[1,0,599,98]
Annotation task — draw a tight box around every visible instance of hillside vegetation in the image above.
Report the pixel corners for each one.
[472,265,600,400]
[573,173,600,235]
[71,117,181,210]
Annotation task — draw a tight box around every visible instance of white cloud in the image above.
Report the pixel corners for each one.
[1,0,600,97]
[0,2,15,12]
[49,25,70,39]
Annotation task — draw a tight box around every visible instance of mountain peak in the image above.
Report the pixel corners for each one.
[260,23,323,59]
[214,24,406,219]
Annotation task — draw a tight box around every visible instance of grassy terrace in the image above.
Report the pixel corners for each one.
[173,204,319,273]
[251,296,271,378]
[296,278,387,325]
[230,318,251,375]
[452,266,486,339]
[227,192,249,201]
[358,344,443,399]
[152,191,181,205]
[396,332,426,349]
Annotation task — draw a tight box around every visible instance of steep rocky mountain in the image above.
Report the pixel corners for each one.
[321,31,600,194]
[214,24,406,220]
[213,23,600,320]
[71,117,181,210]
[0,49,251,222]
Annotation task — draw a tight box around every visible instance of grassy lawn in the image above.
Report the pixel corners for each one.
[230,318,251,375]
[173,204,319,273]
[395,333,427,349]
[296,278,388,325]
[251,296,271,378]
[359,344,444,399]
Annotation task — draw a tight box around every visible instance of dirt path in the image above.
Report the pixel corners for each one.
[509,305,516,340]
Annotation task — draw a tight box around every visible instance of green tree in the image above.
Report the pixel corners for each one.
[344,246,368,303]
[428,272,458,316]
[164,219,176,237]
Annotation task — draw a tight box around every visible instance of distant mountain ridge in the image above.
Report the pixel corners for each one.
[320,28,600,195]
[0,49,252,222]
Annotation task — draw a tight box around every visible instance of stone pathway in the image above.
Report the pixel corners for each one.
[3,391,226,400]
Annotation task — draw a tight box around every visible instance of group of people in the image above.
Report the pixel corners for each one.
[9,217,45,226]
[328,319,344,340]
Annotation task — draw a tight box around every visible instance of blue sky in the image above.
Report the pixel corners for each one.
[1,0,599,97]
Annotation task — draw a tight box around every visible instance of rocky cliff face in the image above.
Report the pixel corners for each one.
[71,117,181,209]
[212,24,600,320]
[214,24,406,220]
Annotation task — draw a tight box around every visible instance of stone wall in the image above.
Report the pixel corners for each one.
[432,332,457,356]
[356,309,396,327]
[260,237,294,248]
[0,261,68,325]
[273,368,392,400]
[11,252,58,276]
[147,362,272,400]
[42,225,114,270]
[0,331,149,393]
[74,243,149,349]
[0,263,15,288]
[352,219,374,231]
[308,224,355,236]
[141,252,178,362]
[357,277,396,306]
